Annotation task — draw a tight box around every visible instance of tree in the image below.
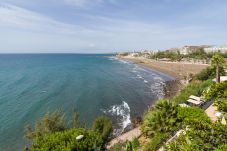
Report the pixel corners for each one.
[92,116,112,143]
[141,100,180,137]
[28,128,103,151]
[211,54,225,83]
[71,108,80,128]
[25,111,66,140]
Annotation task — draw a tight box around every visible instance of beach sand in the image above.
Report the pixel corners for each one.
[118,56,209,99]
[118,56,208,80]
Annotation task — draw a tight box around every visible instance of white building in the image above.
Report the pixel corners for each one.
[204,44,227,53]
[178,46,201,55]
[177,45,212,55]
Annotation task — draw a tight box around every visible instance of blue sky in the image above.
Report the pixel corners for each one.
[0,0,227,53]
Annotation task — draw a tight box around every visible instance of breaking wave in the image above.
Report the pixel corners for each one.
[102,101,131,135]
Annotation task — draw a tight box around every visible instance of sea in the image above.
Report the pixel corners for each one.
[0,54,174,150]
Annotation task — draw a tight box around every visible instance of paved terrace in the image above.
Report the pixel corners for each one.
[106,127,142,149]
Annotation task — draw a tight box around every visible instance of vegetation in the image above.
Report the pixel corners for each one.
[211,54,225,83]
[177,107,211,125]
[204,81,227,112]
[24,51,226,150]
[194,66,225,81]
[186,48,208,60]
[25,111,66,140]
[142,100,180,137]
[166,122,227,151]
[28,128,103,151]
[25,111,112,151]
[215,144,227,151]
[92,116,112,143]
[152,51,183,61]
[204,81,227,100]
[109,138,140,151]
[165,81,227,150]
[143,133,167,151]
[172,80,212,103]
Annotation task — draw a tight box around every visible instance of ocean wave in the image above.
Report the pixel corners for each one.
[108,56,118,61]
[102,101,131,135]
[137,74,143,79]
[144,80,148,83]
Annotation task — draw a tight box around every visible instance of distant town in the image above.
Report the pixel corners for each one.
[117,43,227,64]
[119,43,227,55]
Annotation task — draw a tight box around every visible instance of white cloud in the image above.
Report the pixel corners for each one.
[0,3,226,53]
[0,3,92,35]
[63,0,103,7]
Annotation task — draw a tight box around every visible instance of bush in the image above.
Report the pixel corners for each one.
[144,133,167,151]
[92,116,112,143]
[109,142,126,151]
[28,128,103,151]
[141,100,180,137]
[177,107,211,125]
[109,138,140,151]
[172,80,212,103]
[194,66,225,81]
[214,98,227,112]
[130,138,140,150]
[166,122,227,151]
[25,111,66,140]
[204,81,227,100]
[215,143,227,151]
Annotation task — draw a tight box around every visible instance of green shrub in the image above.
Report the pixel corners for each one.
[177,107,211,125]
[144,133,167,151]
[194,66,225,81]
[172,80,212,103]
[214,98,227,112]
[130,138,140,150]
[204,81,227,100]
[166,122,227,151]
[109,138,140,151]
[215,143,227,151]
[25,111,66,140]
[92,116,112,143]
[141,100,180,137]
[29,128,103,151]
[109,142,126,151]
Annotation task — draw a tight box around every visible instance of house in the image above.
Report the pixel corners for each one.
[178,45,211,55]
[204,44,227,53]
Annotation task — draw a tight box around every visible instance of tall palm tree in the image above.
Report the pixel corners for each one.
[211,54,225,83]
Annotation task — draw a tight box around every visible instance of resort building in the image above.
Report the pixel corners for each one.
[178,45,211,55]
[204,44,227,53]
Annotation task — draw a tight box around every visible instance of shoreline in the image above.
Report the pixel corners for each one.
[117,56,185,99]
[118,56,208,81]
[107,55,209,148]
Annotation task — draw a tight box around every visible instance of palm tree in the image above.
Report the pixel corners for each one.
[211,54,225,83]
[141,100,179,137]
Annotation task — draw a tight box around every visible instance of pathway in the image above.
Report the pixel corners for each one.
[106,127,142,149]
[205,104,218,122]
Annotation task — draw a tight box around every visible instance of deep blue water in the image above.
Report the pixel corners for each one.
[0,54,174,150]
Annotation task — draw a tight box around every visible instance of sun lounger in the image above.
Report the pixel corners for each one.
[187,99,203,106]
[179,103,189,107]
[189,95,205,102]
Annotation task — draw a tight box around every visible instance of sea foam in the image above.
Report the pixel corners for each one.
[102,101,131,134]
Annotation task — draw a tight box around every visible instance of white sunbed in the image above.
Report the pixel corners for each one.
[186,99,203,106]
[189,95,205,102]
[179,103,189,107]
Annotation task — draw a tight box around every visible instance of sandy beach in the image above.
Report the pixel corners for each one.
[117,56,209,99]
[118,56,209,81]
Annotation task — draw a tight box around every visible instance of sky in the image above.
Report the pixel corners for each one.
[0,0,227,53]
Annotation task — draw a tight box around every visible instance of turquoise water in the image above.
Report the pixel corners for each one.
[0,54,174,150]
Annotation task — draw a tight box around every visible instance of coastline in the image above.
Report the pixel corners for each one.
[117,56,209,99]
[107,55,209,148]
[117,56,208,81]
